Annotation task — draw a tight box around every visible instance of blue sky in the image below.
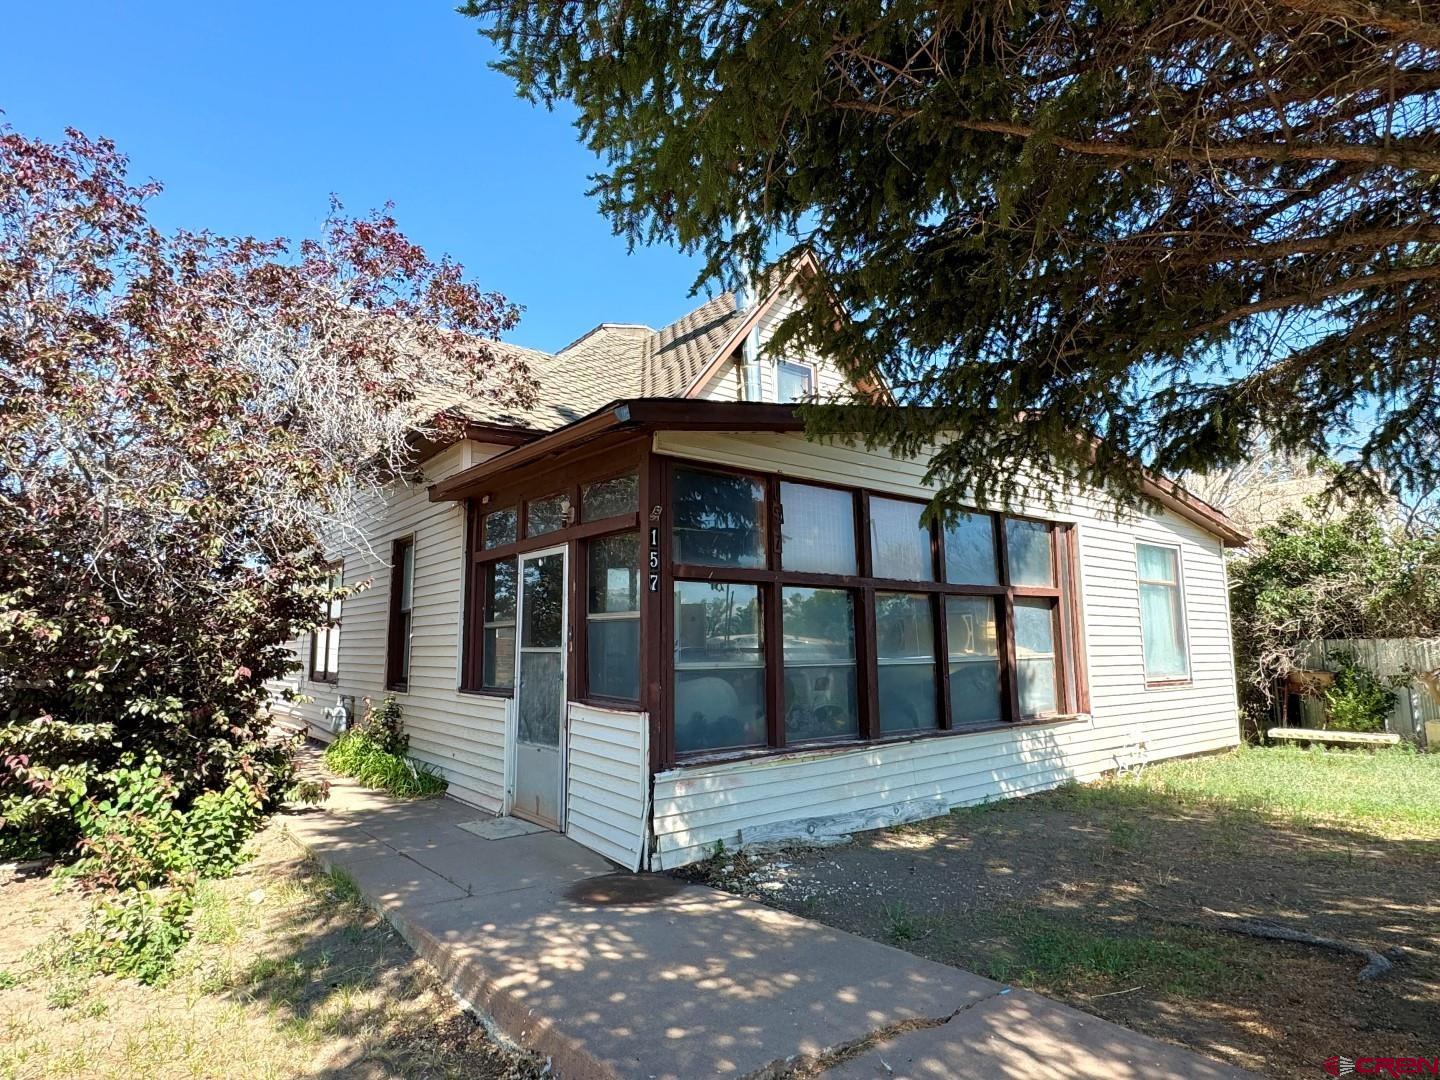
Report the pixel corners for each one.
[0,1,711,353]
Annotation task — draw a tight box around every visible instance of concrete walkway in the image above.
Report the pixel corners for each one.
[282,773,1255,1080]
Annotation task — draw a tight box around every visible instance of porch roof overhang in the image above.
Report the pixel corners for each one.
[426,398,806,503]
[426,397,1248,547]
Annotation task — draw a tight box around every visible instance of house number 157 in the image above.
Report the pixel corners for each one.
[648,524,660,592]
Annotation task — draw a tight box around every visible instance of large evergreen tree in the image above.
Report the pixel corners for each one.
[465,0,1439,508]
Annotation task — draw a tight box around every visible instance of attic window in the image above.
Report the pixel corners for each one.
[777,361,815,403]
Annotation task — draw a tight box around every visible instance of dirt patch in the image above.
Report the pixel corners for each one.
[677,786,1440,1078]
[0,818,543,1079]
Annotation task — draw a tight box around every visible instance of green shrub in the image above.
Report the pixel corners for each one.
[1323,652,1398,733]
[357,695,408,756]
[74,883,196,986]
[69,757,262,889]
[324,731,446,799]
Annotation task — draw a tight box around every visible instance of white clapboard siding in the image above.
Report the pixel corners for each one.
[649,430,1241,868]
[566,703,649,870]
[266,442,513,812]
[694,283,853,402]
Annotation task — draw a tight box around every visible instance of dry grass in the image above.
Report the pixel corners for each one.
[0,821,542,1080]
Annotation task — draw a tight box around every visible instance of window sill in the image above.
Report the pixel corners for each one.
[385,682,409,695]
[1145,678,1193,690]
[574,695,644,713]
[670,713,1091,770]
[458,686,514,699]
[308,675,339,687]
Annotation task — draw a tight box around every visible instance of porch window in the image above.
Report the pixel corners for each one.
[665,459,1086,763]
[1137,542,1189,683]
[674,581,767,753]
[483,507,517,549]
[482,559,518,690]
[780,482,857,576]
[946,595,1002,727]
[672,466,766,568]
[526,492,570,538]
[875,593,939,734]
[1005,518,1054,586]
[309,561,343,683]
[587,532,641,701]
[868,497,935,581]
[386,537,414,691]
[782,587,859,743]
[943,512,998,586]
[1014,598,1060,715]
[582,472,638,521]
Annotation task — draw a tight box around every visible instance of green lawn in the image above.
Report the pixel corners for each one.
[1084,743,1440,838]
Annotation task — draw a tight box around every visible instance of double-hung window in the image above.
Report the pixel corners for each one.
[386,537,415,691]
[1137,543,1189,683]
[310,561,343,683]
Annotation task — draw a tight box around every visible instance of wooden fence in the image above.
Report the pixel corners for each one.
[1296,638,1440,746]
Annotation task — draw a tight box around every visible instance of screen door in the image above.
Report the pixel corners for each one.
[511,547,567,827]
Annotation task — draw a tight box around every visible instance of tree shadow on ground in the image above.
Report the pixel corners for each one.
[701,783,1440,1079]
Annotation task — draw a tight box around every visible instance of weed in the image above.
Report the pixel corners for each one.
[0,969,17,989]
[882,900,919,943]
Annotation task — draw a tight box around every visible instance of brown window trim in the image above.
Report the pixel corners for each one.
[385,535,414,692]
[665,458,1089,765]
[309,559,344,684]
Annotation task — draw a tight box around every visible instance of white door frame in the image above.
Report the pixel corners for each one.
[505,543,569,830]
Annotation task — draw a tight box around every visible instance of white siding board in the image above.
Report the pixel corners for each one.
[271,441,514,814]
[565,704,649,870]
[650,431,1241,868]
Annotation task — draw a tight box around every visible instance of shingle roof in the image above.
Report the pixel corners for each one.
[447,293,744,432]
[642,292,743,396]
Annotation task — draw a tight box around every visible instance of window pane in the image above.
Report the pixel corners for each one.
[781,482,857,575]
[521,554,564,647]
[399,613,412,682]
[587,533,641,700]
[518,650,563,743]
[777,362,814,403]
[324,622,341,677]
[875,592,938,733]
[582,472,638,520]
[674,581,766,752]
[783,588,859,743]
[672,468,766,569]
[399,542,414,611]
[1005,519,1054,586]
[483,627,515,689]
[1140,584,1188,679]
[944,512,998,586]
[482,559,517,690]
[1014,598,1058,715]
[869,498,934,581]
[588,618,640,700]
[945,596,1002,728]
[526,493,570,537]
[483,508,517,549]
[1138,545,1188,680]
[1138,543,1179,584]
[588,533,639,614]
[484,560,517,622]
